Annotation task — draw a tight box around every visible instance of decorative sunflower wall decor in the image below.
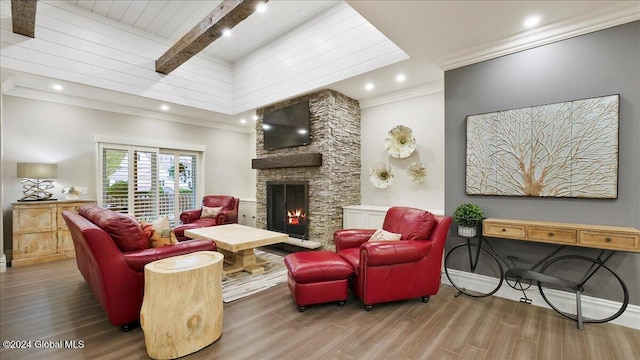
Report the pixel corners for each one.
[407,162,426,183]
[369,162,394,189]
[385,125,416,159]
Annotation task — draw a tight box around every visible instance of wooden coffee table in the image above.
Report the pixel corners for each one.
[185,224,288,275]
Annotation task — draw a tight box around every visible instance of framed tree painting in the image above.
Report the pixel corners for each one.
[465,94,619,198]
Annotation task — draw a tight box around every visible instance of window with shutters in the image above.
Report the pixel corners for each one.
[158,152,199,225]
[99,144,200,225]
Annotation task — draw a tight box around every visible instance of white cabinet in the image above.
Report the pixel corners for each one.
[342,205,390,229]
[239,199,257,227]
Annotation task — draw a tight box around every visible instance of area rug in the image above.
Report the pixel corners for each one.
[221,249,288,303]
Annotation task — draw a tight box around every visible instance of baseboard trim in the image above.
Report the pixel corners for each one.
[441,269,640,330]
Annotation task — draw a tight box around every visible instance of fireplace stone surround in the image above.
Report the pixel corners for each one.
[254,89,361,249]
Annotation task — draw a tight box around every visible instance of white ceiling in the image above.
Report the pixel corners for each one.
[66,0,339,63]
[3,0,639,131]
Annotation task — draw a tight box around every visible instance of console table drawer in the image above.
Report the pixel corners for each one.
[527,226,576,244]
[482,218,640,253]
[579,231,639,251]
[484,222,525,239]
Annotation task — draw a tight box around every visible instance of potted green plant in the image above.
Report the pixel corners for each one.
[453,203,484,237]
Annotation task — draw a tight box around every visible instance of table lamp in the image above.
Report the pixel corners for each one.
[17,162,58,201]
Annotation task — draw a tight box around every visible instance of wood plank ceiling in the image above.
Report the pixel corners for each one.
[10,0,269,74]
[156,0,267,75]
[63,0,337,63]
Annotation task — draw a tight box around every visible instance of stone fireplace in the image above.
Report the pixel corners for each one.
[253,89,361,249]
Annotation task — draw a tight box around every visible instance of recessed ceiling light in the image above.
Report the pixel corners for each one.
[160,104,170,111]
[396,74,406,82]
[524,15,541,28]
[52,84,64,91]
[252,114,259,121]
[256,2,267,13]
[365,83,374,91]
[240,118,247,124]
[222,28,232,37]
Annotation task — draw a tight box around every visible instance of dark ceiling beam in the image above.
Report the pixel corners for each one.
[156,0,267,75]
[11,0,38,38]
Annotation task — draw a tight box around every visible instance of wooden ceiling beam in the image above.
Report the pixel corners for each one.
[156,0,267,75]
[11,0,38,38]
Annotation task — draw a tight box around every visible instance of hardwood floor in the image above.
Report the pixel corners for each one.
[1,258,639,360]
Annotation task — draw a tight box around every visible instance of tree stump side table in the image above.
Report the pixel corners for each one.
[140,251,224,360]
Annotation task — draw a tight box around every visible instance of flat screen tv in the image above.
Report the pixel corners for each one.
[263,101,310,150]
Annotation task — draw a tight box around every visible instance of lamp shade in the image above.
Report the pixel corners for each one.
[17,163,57,179]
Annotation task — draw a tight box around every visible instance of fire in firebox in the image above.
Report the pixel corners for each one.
[287,209,306,225]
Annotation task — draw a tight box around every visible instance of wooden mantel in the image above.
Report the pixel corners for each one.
[251,153,322,169]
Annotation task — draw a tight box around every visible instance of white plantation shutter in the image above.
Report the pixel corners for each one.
[100,143,200,224]
[178,154,198,215]
[158,152,199,226]
[159,153,175,222]
[133,149,159,221]
[101,147,129,213]
[99,144,159,221]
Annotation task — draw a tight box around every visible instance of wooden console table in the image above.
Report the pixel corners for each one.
[483,218,640,253]
[12,199,96,266]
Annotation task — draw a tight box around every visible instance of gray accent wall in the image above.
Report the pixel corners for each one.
[445,22,640,305]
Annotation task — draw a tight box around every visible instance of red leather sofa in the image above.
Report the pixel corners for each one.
[62,205,217,331]
[174,195,239,241]
[334,206,452,310]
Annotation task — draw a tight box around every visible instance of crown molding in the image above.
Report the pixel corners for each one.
[359,81,444,109]
[1,77,15,94]
[435,2,640,71]
[3,86,254,134]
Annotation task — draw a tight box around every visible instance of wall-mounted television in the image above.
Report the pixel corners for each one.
[263,101,310,150]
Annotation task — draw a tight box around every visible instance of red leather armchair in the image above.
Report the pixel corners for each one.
[334,206,452,310]
[62,205,217,331]
[174,195,239,241]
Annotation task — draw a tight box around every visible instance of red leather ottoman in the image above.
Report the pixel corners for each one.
[284,251,354,312]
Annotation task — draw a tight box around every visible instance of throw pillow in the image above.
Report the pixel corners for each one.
[201,205,223,218]
[368,228,402,242]
[143,216,178,247]
[140,222,154,240]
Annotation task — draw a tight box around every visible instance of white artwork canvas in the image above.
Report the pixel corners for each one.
[466,94,619,198]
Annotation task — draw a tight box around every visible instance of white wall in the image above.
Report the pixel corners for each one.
[1,96,255,252]
[247,130,257,201]
[0,88,5,271]
[360,91,445,213]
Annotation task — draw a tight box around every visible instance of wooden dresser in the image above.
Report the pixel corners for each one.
[12,199,96,266]
[483,218,640,253]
